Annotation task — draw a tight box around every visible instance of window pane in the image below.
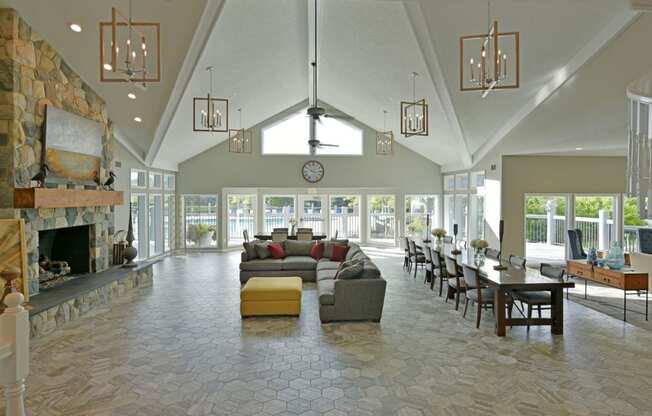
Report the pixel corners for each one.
[574,195,616,251]
[262,111,310,155]
[624,196,648,253]
[263,196,296,233]
[228,195,256,246]
[164,174,175,191]
[164,194,175,252]
[131,169,146,188]
[469,194,485,240]
[299,195,326,235]
[130,193,147,259]
[444,194,455,236]
[315,118,363,155]
[470,171,485,189]
[368,195,395,244]
[525,195,567,262]
[444,175,455,192]
[330,196,360,240]
[455,174,468,191]
[149,194,163,256]
[149,172,162,189]
[454,195,468,241]
[184,195,217,248]
[405,195,437,239]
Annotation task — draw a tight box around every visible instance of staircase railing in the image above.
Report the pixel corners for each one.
[0,292,29,416]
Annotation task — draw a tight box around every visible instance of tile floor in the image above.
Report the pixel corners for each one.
[6,247,652,415]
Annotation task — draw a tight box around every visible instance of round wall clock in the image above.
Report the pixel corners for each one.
[302,160,324,183]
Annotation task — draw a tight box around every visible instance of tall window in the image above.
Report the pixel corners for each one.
[130,193,147,259]
[444,194,455,236]
[469,171,486,240]
[368,195,395,244]
[330,195,360,240]
[228,195,256,246]
[184,195,217,248]
[163,174,175,252]
[525,195,568,262]
[405,195,438,240]
[454,195,468,241]
[623,196,647,252]
[261,110,363,155]
[299,195,327,235]
[574,195,616,251]
[149,194,163,256]
[263,196,296,233]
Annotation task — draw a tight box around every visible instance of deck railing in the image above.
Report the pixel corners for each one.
[1,292,29,416]
[330,214,360,239]
[369,213,395,241]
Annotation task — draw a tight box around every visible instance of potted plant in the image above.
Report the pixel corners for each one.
[188,224,214,247]
[470,239,489,262]
[431,228,447,246]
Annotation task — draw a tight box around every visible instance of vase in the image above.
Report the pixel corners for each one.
[605,241,625,270]
[123,246,137,268]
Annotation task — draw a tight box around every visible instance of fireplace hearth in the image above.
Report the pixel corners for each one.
[38,225,92,290]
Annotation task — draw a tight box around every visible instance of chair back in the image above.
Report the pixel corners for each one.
[408,239,417,256]
[271,231,288,242]
[637,228,652,254]
[509,254,526,269]
[297,228,312,233]
[273,227,289,233]
[334,230,339,239]
[567,229,587,259]
[445,255,458,277]
[462,264,480,289]
[485,248,500,261]
[443,236,453,244]
[423,245,432,262]
[404,237,410,252]
[296,230,313,241]
[540,263,565,281]
[243,230,249,243]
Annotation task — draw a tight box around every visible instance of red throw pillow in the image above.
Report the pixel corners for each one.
[330,244,349,262]
[268,243,286,259]
[310,243,325,260]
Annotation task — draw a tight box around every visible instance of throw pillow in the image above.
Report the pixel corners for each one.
[310,242,325,260]
[336,260,364,280]
[330,244,349,262]
[268,243,286,259]
[284,240,314,256]
[324,241,347,258]
[243,241,258,260]
[254,243,271,259]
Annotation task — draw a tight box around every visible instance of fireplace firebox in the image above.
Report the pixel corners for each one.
[38,225,91,290]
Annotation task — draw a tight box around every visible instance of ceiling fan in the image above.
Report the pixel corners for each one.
[307,0,353,154]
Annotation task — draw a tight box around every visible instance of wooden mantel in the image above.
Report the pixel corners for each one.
[14,188,124,209]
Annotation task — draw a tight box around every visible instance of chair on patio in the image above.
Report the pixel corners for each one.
[462,264,495,328]
[445,255,466,310]
[508,254,526,269]
[568,229,587,260]
[485,248,500,261]
[511,263,565,330]
[637,228,652,254]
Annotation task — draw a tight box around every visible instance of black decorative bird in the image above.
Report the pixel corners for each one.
[31,164,50,188]
[103,171,116,191]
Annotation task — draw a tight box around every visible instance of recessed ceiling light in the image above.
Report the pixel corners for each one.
[134,116,142,123]
[103,63,113,71]
[575,147,583,151]
[127,93,136,100]
[69,23,82,33]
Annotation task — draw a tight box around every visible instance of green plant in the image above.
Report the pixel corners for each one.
[624,198,646,226]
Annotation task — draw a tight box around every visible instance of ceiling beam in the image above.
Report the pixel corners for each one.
[145,0,226,166]
[471,9,640,168]
[113,127,146,165]
[403,1,472,168]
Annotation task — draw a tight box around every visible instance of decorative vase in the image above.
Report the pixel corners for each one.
[123,202,138,268]
[474,247,486,262]
[605,241,625,270]
[587,248,598,265]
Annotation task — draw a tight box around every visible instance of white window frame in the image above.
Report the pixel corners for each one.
[262,194,297,233]
[367,194,397,245]
[183,194,219,250]
[226,194,258,247]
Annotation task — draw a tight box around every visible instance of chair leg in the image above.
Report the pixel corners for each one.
[439,278,444,297]
[430,273,436,291]
[445,285,453,303]
[455,290,461,311]
[463,298,469,318]
[527,305,532,331]
[537,305,542,318]
[476,302,482,329]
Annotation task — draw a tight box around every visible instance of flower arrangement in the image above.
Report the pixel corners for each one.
[470,239,489,250]
[431,228,447,238]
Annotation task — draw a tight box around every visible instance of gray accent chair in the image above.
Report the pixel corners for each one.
[240,240,387,323]
[568,229,587,260]
[637,228,652,254]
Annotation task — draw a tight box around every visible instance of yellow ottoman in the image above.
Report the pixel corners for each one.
[241,277,302,317]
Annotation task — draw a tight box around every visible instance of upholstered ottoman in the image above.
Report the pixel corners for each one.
[241,277,302,317]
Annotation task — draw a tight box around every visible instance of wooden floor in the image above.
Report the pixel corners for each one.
[5,248,652,415]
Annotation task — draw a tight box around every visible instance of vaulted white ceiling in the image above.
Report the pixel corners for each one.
[7,0,642,171]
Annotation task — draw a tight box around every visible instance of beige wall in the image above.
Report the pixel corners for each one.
[501,155,626,257]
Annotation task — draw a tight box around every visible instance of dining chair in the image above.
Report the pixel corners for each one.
[511,263,565,330]
[403,237,411,270]
[431,247,448,295]
[271,230,288,242]
[462,264,495,328]
[243,230,249,243]
[508,254,526,269]
[273,228,289,233]
[485,248,500,261]
[423,245,433,284]
[444,255,465,310]
[334,230,339,239]
[296,230,313,241]
[567,229,587,260]
[408,239,426,278]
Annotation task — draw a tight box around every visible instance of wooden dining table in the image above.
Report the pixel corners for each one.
[253,234,327,241]
[417,241,575,336]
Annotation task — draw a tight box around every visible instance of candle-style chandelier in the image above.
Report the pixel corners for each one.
[376,110,393,155]
[229,108,252,154]
[400,72,428,137]
[193,66,228,132]
[99,0,161,87]
[459,1,519,97]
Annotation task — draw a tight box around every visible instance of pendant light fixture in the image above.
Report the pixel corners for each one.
[229,108,252,154]
[459,0,519,97]
[99,0,161,87]
[376,110,393,155]
[193,66,229,133]
[400,72,428,137]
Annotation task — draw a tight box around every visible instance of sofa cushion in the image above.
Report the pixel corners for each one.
[336,260,364,280]
[345,244,362,261]
[317,268,338,281]
[330,244,349,262]
[324,241,348,258]
[284,240,314,257]
[310,242,325,260]
[360,259,381,279]
[317,260,341,271]
[282,256,318,270]
[240,258,284,271]
[318,279,335,305]
[269,242,286,259]
[254,243,271,259]
[243,241,259,260]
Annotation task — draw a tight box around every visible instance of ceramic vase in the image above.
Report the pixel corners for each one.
[605,241,625,270]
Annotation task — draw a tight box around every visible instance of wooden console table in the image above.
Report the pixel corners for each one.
[566,260,648,321]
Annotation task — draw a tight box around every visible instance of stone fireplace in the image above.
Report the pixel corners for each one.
[38,224,92,290]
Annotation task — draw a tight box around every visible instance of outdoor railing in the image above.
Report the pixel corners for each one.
[330,214,360,239]
[369,213,395,240]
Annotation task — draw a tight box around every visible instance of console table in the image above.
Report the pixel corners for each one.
[566,260,648,321]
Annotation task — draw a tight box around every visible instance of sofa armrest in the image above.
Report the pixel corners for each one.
[241,251,249,262]
[333,278,387,318]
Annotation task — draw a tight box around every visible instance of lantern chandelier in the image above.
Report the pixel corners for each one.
[193,66,229,133]
[99,0,161,87]
[376,110,393,155]
[400,72,428,137]
[459,0,520,97]
[627,73,652,218]
[229,108,252,154]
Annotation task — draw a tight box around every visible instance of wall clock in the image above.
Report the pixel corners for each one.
[302,160,324,183]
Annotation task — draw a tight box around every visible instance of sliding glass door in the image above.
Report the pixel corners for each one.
[574,195,616,251]
[263,195,296,233]
[368,195,396,244]
[227,195,256,246]
[131,193,148,259]
[524,195,567,262]
[330,195,360,240]
[184,195,217,248]
[405,195,437,240]
[299,195,327,235]
[149,193,163,256]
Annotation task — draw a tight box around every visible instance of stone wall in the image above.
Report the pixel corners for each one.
[0,9,115,295]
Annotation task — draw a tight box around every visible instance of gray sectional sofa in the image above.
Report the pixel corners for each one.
[240,240,387,323]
